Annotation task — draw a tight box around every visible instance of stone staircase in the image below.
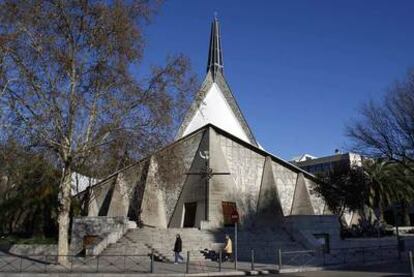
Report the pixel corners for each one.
[101,227,224,262]
[100,226,305,263]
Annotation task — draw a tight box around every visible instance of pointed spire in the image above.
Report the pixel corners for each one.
[207,15,224,79]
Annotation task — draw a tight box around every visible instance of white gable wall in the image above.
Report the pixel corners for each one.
[182,83,251,144]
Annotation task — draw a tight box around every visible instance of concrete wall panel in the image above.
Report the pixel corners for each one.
[88,176,117,216]
[107,160,149,218]
[208,128,239,228]
[291,173,314,215]
[304,177,325,215]
[140,130,204,227]
[216,131,265,222]
[257,156,284,222]
[169,130,208,228]
[271,162,298,216]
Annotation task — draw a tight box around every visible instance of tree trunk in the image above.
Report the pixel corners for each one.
[377,203,385,222]
[401,201,411,226]
[338,206,347,239]
[57,164,72,266]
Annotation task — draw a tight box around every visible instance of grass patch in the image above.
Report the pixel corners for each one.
[0,235,57,245]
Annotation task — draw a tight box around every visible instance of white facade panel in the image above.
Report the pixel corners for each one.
[182,83,250,143]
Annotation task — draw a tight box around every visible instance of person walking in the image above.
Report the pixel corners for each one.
[223,234,232,262]
[174,234,184,264]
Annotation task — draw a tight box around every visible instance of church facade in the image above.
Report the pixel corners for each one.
[79,18,329,230]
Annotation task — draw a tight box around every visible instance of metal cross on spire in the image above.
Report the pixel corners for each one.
[185,150,230,221]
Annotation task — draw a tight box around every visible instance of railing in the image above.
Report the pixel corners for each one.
[0,254,150,273]
[0,245,407,274]
[280,245,404,271]
[0,250,240,274]
[324,246,400,265]
[280,249,321,268]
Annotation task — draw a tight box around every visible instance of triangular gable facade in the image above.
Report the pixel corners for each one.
[176,18,258,147]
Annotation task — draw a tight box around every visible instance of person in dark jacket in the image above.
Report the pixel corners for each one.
[173,234,183,264]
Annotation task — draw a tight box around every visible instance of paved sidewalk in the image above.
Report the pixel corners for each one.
[280,261,411,277]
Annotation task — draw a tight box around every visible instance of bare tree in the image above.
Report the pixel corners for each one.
[0,0,196,264]
[346,69,414,173]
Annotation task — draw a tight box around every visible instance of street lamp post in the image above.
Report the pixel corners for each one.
[231,210,239,270]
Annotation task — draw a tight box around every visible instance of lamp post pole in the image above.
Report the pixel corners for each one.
[234,221,238,270]
[204,157,209,221]
[231,210,239,270]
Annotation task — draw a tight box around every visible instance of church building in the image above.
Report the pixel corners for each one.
[78,17,329,231]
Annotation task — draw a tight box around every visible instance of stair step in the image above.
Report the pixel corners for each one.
[99,226,305,261]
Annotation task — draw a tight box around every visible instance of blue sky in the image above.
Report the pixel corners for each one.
[141,0,414,160]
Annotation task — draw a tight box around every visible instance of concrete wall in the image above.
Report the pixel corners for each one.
[285,215,341,249]
[272,162,298,216]
[169,130,208,228]
[139,157,169,227]
[304,177,326,215]
[291,173,314,215]
[107,160,148,218]
[87,176,117,216]
[70,216,129,254]
[140,130,204,228]
[216,129,265,223]
[207,128,239,228]
[257,156,285,222]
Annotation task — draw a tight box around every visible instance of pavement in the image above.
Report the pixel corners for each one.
[279,261,411,277]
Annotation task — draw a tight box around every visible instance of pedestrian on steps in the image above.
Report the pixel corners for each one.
[223,234,232,262]
[174,234,183,264]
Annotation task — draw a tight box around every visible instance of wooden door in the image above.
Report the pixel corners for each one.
[183,202,197,228]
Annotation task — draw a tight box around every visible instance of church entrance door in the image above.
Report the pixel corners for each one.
[183,202,197,228]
